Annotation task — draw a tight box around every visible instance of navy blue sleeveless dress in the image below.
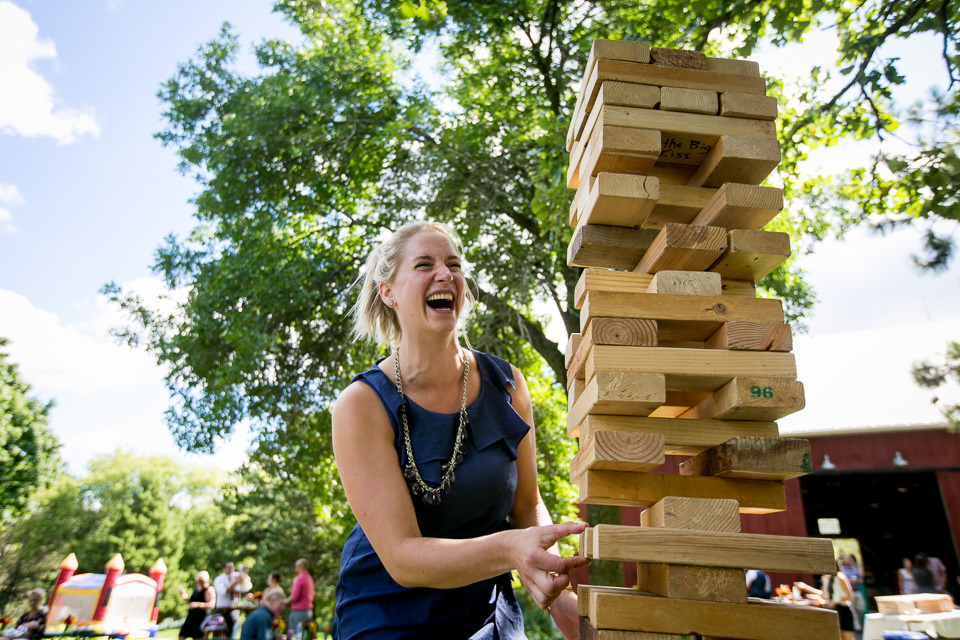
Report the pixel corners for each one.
[334,350,531,639]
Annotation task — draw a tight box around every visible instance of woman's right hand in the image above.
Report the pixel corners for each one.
[511,522,589,610]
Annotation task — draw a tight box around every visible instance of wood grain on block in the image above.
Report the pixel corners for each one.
[688,135,781,188]
[709,229,791,282]
[567,371,666,432]
[565,333,582,369]
[578,470,786,513]
[584,346,797,393]
[571,430,665,477]
[679,436,812,480]
[705,57,761,77]
[589,58,766,101]
[579,617,690,640]
[579,290,784,335]
[634,223,728,274]
[691,183,783,230]
[570,104,776,186]
[636,563,747,604]
[569,174,595,226]
[647,270,722,296]
[575,126,661,189]
[659,86,718,115]
[643,182,716,227]
[566,318,660,390]
[577,173,659,229]
[568,224,660,270]
[641,496,741,531]
[651,47,708,69]
[573,414,779,453]
[720,92,779,120]
[705,322,793,352]
[567,41,653,150]
[585,524,837,574]
[569,81,661,152]
[680,378,805,423]
[648,163,700,185]
[575,269,756,308]
[580,586,841,639]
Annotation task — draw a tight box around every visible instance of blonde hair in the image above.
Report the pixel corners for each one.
[27,588,44,602]
[352,221,475,347]
[195,571,210,584]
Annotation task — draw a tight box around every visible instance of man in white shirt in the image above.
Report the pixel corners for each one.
[212,561,236,637]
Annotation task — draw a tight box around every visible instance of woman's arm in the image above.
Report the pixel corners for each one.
[332,378,587,592]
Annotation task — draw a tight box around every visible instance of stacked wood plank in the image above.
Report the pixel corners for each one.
[564,40,840,639]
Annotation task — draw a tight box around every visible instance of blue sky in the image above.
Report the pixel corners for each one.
[0,1,958,476]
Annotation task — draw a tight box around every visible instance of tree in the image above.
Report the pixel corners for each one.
[0,451,229,621]
[913,340,960,430]
[0,338,61,525]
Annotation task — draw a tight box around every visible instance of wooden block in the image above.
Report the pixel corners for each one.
[642,496,741,531]
[705,57,761,77]
[651,47,707,69]
[569,81,661,153]
[568,224,659,270]
[647,271,722,296]
[680,378,805,422]
[634,223,727,274]
[580,290,784,337]
[567,371,666,431]
[705,322,793,352]
[571,430,665,477]
[679,436,812,480]
[565,333,582,369]
[577,173,659,229]
[709,229,791,282]
[581,586,841,639]
[690,183,783,230]
[585,346,796,393]
[579,618,690,640]
[567,41,653,150]
[578,470,786,513]
[643,182,716,227]
[574,413,779,454]
[636,563,747,603]
[574,126,661,189]
[575,269,756,308]
[566,320,660,390]
[688,135,781,188]
[659,87,718,115]
[591,57,766,99]
[570,104,776,185]
[587,524,837,574]
[720,92,779,120]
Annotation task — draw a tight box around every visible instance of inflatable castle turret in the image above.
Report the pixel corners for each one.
[47,553,165,638]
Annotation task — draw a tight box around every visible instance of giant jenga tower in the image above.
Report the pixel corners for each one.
[564,40,842,639]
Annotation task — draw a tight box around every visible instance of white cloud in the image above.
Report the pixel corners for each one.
[0,182,24,233]
[0,1,100,144]
[0,284,246,474]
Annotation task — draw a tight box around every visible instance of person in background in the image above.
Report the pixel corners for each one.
[261,571,285,604]
[286,559,314,635]
[746,569,772,599]
[178,571,216,640]
[928,554,948,592]
[796,568,856,640]
[213,562,237,638]
[839,554,865,631]
[8,589,46,640]
[240,591,286,640]
[914,552,938,593]
[898,557,918,595]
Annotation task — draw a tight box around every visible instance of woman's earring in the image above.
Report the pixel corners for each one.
[386,299,395,307]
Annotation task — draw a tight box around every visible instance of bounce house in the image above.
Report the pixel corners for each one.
[46,553,166,637]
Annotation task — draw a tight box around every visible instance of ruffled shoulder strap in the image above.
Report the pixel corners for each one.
[469,351,530,456]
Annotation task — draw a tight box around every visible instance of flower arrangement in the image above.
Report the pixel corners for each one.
[302,621,317,640]
[0,617,10,631]
[272,618,286,634]
[63,616,76,633]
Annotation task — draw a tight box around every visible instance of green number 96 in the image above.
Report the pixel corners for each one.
[750,386,774,399]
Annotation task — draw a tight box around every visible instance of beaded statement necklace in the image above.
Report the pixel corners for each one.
[394,347,469,505]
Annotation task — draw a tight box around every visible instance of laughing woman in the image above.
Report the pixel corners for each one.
[332,221,587,640]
